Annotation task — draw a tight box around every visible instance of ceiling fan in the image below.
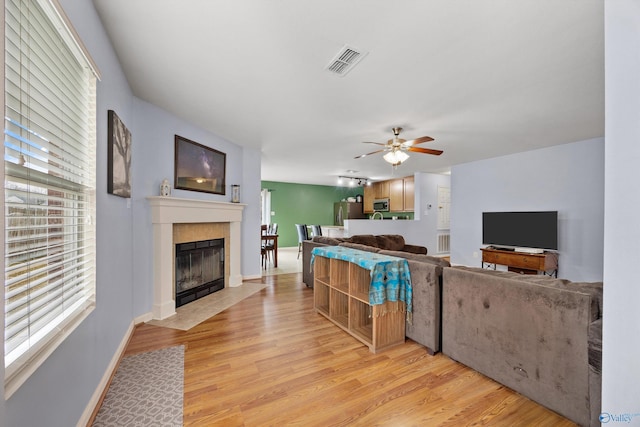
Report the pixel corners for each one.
[355,127,443,166]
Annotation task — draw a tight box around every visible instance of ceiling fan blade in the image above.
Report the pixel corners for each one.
[362,141,386,146]
[407,146,443,156]
[355,149,385,159]
[403,136,435,146]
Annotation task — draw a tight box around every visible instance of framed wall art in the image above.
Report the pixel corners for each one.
[174,135,226,195]
[107,110,132,198]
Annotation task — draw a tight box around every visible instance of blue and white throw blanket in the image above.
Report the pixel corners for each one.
[311,246,412,314]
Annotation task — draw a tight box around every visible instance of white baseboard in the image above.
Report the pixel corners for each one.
[243,274,262,280]
[76,320,135,427]
[134,312,152,325]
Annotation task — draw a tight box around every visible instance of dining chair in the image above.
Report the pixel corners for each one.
[311,225,322,237]
[262,225,277,268]
[265,223,278,267]
[269,223,278,235]
[260,225,269,269]
[295,224,309,259]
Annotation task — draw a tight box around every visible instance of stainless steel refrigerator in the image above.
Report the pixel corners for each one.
[334,202,366,226]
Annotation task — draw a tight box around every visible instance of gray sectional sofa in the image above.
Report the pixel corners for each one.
[303,236,603,425]
[302,234,428,288]
[442,266,603,427]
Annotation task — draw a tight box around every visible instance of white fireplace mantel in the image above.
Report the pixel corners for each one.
[147,196,246,320]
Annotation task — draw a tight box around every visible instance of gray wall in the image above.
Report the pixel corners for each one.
[603,0,640,419]
[450,137,604,282]
[131,98,262,317]
[0,1,261,425]
[414,172,451,253]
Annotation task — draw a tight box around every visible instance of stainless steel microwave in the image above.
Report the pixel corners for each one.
[373,198,389,212]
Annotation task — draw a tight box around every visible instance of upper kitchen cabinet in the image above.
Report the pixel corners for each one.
[373,181,390,199]
[389,176,414,212]
[364,176,415,213]
[363,185,374,213]
[389,179,404,211]
[403,176,414,211]
[364,180,390,214]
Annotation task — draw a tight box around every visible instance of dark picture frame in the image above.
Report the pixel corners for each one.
[174,135,226,195]
[107,110,132,198]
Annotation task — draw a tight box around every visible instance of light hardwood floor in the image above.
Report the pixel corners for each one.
[99,272,576,426]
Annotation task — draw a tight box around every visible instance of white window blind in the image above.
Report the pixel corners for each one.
[4,0,98,396]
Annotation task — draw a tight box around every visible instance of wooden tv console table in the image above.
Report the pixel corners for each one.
[481,247,558,277]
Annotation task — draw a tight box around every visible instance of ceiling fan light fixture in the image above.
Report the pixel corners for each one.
[383,150,409,165]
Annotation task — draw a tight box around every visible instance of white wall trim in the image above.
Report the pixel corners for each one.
[76,320,136,427]
[243,274,262,280]
[134,312,153,325]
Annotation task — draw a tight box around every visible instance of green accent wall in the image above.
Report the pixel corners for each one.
[261,181,363,247]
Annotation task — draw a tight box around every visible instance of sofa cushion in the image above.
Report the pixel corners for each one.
[378,250,451,268]
[376,234,405,251]
[310,235,345,245]
[338,242,380,253]
[402,244,428,255]
[451,266,602,321]
[350,234,379,248]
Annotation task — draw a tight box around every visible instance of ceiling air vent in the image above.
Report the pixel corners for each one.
[325,45,368,77]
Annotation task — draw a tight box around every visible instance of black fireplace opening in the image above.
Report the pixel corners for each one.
[175,238,224,308]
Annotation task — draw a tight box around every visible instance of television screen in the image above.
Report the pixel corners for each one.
[482,211,558,250]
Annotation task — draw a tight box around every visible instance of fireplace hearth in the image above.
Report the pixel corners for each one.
[175,238,224,307]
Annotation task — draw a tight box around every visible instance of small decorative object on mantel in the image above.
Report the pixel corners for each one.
[160,179,171,197]
[231,184,240,203]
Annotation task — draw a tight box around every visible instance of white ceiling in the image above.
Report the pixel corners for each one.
[93,0,604,186]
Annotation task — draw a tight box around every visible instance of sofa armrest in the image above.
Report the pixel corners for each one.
[588,318,602,426]
[403,259,442,354]
[442,266,597,426]
[302,240,327,287]
[403,244,428,255]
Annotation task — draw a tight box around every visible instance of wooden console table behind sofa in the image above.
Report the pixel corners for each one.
[311,246,410,353]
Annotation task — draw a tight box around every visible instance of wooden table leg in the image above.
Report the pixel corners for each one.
[273,236,278,267]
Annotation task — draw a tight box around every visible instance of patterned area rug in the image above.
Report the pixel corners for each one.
[93,346,184,426]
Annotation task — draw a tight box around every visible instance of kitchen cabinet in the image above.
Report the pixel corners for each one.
[374,181,389,199]
[389,179,404,212]
[363,185,374,213]
[363,176,414,213]
[403,176,414,211]
[389,176,415,212]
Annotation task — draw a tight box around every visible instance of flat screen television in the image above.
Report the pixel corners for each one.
[482,211,558,251]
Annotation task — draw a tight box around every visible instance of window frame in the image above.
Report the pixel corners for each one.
[3,0,100,398]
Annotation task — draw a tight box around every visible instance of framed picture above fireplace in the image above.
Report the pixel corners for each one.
[174,135,226,195]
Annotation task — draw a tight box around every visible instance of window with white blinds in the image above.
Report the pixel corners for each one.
[4,0,99,396]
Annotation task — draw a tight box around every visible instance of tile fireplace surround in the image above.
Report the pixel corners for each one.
[147,196,245,320]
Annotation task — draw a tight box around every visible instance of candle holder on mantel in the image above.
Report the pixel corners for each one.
[231,185,240,203]
[160,179,171,197]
